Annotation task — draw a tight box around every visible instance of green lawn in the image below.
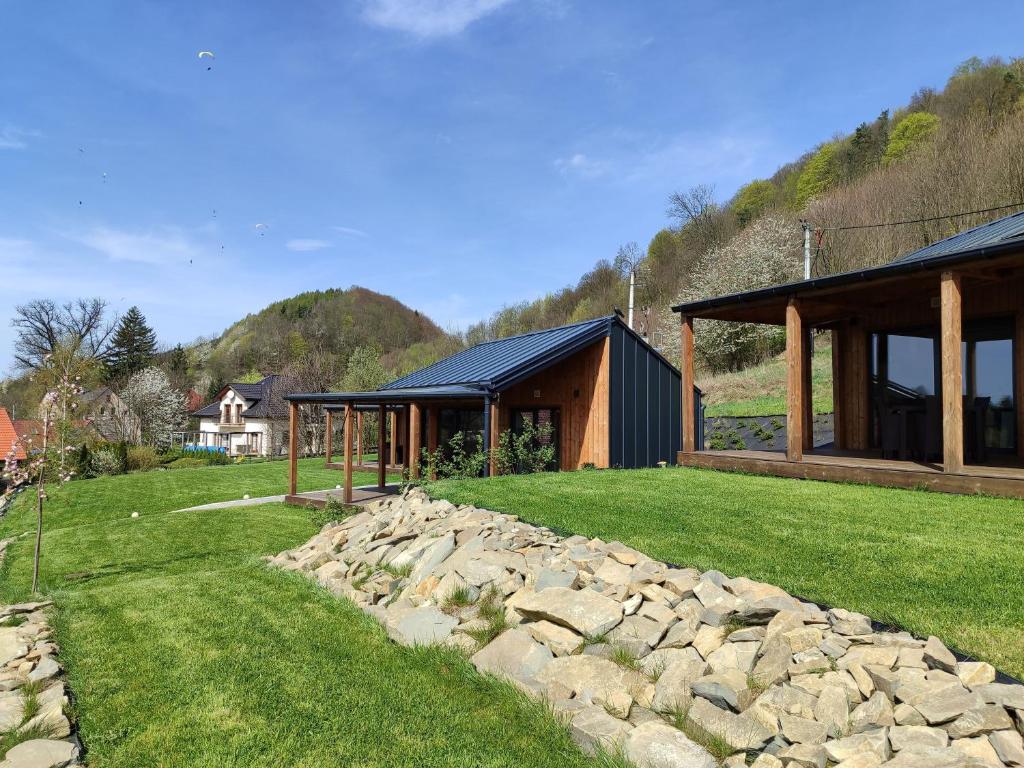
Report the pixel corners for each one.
[428,467,1024,680]
[0,461,601,767]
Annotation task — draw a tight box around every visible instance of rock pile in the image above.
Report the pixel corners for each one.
[271,489,1024,768]
[0,601,81,768]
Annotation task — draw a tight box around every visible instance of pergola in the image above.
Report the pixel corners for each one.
[284,386,495,505]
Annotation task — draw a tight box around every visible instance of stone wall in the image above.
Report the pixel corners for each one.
[271,489,1024,768]
[0,601,82,768]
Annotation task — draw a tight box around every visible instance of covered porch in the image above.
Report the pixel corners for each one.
[675,237,1024,498]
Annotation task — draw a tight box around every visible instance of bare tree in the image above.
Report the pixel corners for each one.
[12,298,117,369]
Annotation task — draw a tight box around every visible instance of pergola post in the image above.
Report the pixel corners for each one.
[1016,311,1024,460]
[427,404,439,480]
[940,271,964,472]
[389,411,397,467]
[786,298,805,462]
[377,404,387,489]
[802,328,814,452]
[680,315,695,453]
[324,409,333,466]
[356,411,363,466]
[343,403,354,503]
[409,402,422,479]
[288,401,299,496]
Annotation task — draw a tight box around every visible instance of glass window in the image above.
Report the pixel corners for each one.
[887,335,935,398]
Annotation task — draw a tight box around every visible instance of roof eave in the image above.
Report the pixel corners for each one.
[671,238,1024,315]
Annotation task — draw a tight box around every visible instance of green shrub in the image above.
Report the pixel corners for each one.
[883,111,940,166]
[493,422,556,475]
[127,446,160,472]
[167,457,205,469]
[420,432,489,481]
[90,447,124,476]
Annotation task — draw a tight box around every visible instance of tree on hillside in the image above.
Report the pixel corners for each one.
[339,346,389,392]
[12,298,116,370]
[882,112,940,166]
[119,367,186,448]
[732,180,776,227]
[106,306,158,382]
[796,142,842,208]
[166,344,189,390]
[666,184,730,255]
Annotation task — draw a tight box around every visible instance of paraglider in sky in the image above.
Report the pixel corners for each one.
[198,50,215,70]
[254,223,268,237]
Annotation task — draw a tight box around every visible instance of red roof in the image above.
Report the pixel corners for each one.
[0,408,26,462]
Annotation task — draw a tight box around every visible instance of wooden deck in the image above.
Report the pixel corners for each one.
[284,483,402,509]
[677,448,1024,499]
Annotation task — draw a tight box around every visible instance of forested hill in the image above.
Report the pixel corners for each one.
[190,286,456,397]
[464,55,1024,373]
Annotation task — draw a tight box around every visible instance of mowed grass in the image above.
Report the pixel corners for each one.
[429,467,1024,679]
[0,462,601,767]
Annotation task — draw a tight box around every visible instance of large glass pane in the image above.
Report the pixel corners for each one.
[971,338,1015,452]
[887,335,934,398]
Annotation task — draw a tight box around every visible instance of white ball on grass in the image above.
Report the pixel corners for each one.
[336,485,342,490]
[243,494,250,500]
[131,512,139,519]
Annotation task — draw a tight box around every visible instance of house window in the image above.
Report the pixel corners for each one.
[235,404,243,422]
[223,405,231,424]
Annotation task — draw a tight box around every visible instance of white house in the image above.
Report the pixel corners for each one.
[190,375,296,457]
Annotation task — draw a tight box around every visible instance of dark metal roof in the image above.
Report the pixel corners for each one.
[382,315,616,392]
[895,210,1024,263]
[673,211,1024,316]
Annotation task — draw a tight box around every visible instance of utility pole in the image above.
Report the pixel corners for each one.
[627,269,635,330]
[800,220,811,280]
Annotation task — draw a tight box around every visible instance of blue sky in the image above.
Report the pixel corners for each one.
[2,1,1022,373]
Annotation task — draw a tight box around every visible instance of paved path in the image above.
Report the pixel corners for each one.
[172,484,392,513]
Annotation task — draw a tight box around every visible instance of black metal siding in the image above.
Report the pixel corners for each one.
[609,323,682,468]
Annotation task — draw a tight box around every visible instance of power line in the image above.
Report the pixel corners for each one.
[816,201,1024,232]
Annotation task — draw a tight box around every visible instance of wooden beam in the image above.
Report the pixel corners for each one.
[427,404,439,481]
[831,326,844,450]
[343,403,354,503]
[940,271,964,473]
[324,409,333,466]
[680,315,695,452]
[802,329,813,451]
[389,411,397,466]
[1017,311,1024,460]
[489,399,500,476]
[409,402,422,479]
[288,401,299,496]
[377,405,387,489]
[786,298,805,462]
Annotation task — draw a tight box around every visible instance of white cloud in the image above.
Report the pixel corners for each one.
[331,226,369,238]
[69,226,202,265]
[361,0,513,37]
[286,238,332,252]
[0,126,39,150]
[554,152,608,179]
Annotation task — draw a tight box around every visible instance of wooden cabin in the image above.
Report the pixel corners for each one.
[284,315,690,505]
[674,211,1024,498]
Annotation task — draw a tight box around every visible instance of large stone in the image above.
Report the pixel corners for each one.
[956,662,996,688]
[0,691,24,732]
[973,683,1024,710]
[779,713,828,745]
[0,738,79,768]
[686,695,773,751]
[945,704,1014,739]
[989,729,1024,766]
[537,655,638,718]
[569,704,633,754]
[915,687,984,725]
[623,721,716,768]
[389,605,458,646]
[408,533,456,586]
[814,684,850,737]
[824,730,892,763]
[594,557,633,586]
[849,691,895,733]
[526,620,583,657]
[0,629,28,666]
[924,636,958,674]
[691,668,748,711]
[952,735,1003,767]
[776,743,826,768]
[471,629,553,684]
[692,625,727,659]
[706,641,758,675]
[651,659,708,712]
[607,615,665,656]
[889,724,950,752]
[513,587,623,638]
[534,567,577,592]
[639,647,703,679]
[751,635,791,687]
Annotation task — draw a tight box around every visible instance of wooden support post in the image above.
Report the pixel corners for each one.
[409,402,422,479]
[377,404,387,489]
[680,315,695,452]
[831,326,844,450]
[389,411,397,466]
[288,401,298,496]
[802,329,814,452]
[343,403,354,503]
[786,298,805,462]
[427,404,439,481]
[1016,312,1024,459]
[941,271,963,473]
[324,409,333,466]
[356,411,363,465]
[489,399,499,476]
